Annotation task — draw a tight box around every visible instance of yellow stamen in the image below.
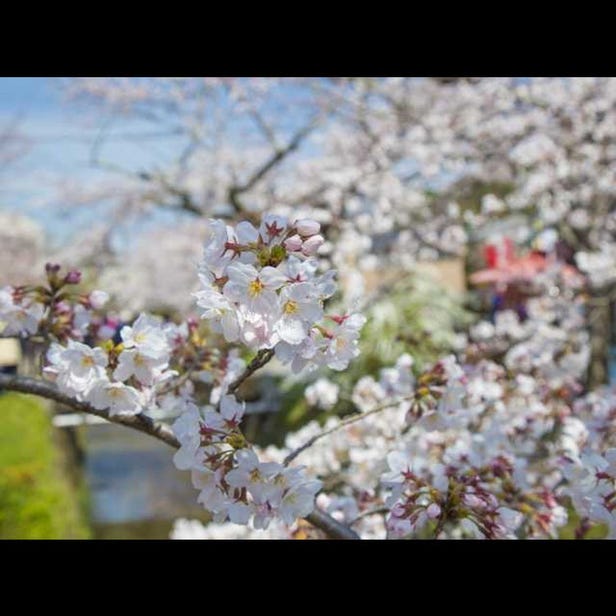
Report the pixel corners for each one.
[248,278,265,297]
[283,300,299,315]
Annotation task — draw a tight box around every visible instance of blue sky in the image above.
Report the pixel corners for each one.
[0,78,58,112]
[0,78,188,247]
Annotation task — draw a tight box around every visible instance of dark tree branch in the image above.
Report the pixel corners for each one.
[227,121,317,212]
[226,348,275,396]
[0,373,180,448]
[305,508,360,540]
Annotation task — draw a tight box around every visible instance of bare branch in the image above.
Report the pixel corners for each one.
[284,395,414,466]
[227,120,317,212]
[305,508,360,540]
[250,109,280,149]
[349,506,389,526]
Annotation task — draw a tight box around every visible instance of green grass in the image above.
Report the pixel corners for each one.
[0,392,91,539]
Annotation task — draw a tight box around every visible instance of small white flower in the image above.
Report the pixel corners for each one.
[305,378,340,410]
[88,380,143,416]
[0,287,45,336]
[382,451,415,485]
[120,313,170,360]
[226,449,281,503]
[194,288,241,342]
[172,405,202,470]
[219,395,245,427]
[45,340,108,396]
[322,313,366,371]
[192,467,229,514]
[259,214,288,245]
[224,262,286,316]
[277,480,322,525]
[113,348,169,385]
[201,219,236,277]
[275,283,323,345]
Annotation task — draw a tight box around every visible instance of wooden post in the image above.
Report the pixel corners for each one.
[586,284,614,389]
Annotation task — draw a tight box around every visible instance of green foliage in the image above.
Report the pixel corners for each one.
[355,273,473,375]
[0,392,91,539]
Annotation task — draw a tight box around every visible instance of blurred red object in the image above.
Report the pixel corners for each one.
[483,237,515,269]
[471,251,546,285]
[471,249,583,287]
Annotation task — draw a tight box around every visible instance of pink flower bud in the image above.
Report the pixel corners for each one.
[296,219,321,237]
[54,300,71,315]
[89,290,109,310]
[463,494,484,509]
[284,234,303,252]
[98,324,116,340]
[301,234,324,256]
[98,317,119,340]
[64,270,82,285]
[426,503,441,519]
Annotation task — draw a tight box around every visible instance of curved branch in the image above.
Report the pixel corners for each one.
[227,120,317,212]
[0,372,358,540]
[284,395,414,466]
[0,372,180,448]
[226,348,275,396]
[305,508,359,540]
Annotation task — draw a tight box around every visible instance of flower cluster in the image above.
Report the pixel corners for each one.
[45,313,177,416]
[167,215,368,528]
[0,263,109,341]
[172,395,322,528]
[0,285,45,336]
[305,377,340,411]
[194,216,365,373]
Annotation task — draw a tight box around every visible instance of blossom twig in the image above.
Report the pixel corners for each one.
[283,395,414,466]
[226,348,275,396]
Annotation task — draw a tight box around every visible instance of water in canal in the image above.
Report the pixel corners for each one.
[84,423,208,539]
